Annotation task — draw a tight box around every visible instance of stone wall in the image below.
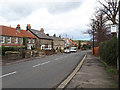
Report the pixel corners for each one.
[4,50,55,60]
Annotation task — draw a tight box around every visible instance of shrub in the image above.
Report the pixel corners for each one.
[99,36,118,67]
[2,46,25,55]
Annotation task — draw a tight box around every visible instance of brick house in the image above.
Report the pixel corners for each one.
[0,25,36,50]
[69,39,78,47]
[49,34,65,51]
[26,25,53,50]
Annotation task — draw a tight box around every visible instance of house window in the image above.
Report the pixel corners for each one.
[32,39,35,43]
[1,36,5,43]
[15,37,18,44]
[48,45,51,49]
[21,38,23,44]
[41,45,45,50]
[28,39,31,43]
[7,37,11,43]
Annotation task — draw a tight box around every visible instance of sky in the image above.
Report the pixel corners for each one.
[0,0,100,40]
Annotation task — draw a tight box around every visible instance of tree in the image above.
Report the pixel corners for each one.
[88,10,112,46]
[78,41,81,49]
[98,0,119,24]
[87,0,119,45]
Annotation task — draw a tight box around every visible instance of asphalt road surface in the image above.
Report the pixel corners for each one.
[2,50,91,88]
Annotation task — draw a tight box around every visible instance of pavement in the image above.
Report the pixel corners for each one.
[65,53,118,89]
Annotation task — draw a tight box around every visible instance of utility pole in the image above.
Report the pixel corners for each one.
[117,1,120,71]
[93,25,95,55]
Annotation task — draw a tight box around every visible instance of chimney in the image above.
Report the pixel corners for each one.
[40,28,44,33]
[46,33,49,36]
[59,35,61,38]
[16,24,21,32]
[53,34,56,37]
[26,24,31,31]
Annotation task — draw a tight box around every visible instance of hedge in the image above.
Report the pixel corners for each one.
[1,46,26,55]
[99,36,118,67]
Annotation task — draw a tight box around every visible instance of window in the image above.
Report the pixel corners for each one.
[19,38,23,44]
[1,36,5,43]
[21,38,23,44]
[48,45,51,50]
[15,37,18,44]
[32,39,35,43]
[41,45,45,50]
[28,39,31,43]
[7,37,11,43]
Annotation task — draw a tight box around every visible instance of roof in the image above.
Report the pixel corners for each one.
[69,39,78,46]
[0,25,36,38]
[20,30,36,38]
[29,29,52,40]
[49,36,64,41]
[81,42,87,45]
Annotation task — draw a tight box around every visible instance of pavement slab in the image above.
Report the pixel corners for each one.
[66,53,118,89]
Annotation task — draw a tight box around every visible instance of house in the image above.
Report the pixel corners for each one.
[81,42,87,47]
[0,25,36,50]
[49,34,65,51]
[69,39,78,47]
[62,38,70,48]
[26,24,53,50]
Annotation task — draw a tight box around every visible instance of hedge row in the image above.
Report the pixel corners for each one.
[1,46,26,55]
[99,36,118,67]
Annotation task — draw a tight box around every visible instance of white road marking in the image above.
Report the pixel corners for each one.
[55,57,63,61]
[41,61,50,65]
[0,71,17,78]
[33,61,50,67]
[55,58,59,60]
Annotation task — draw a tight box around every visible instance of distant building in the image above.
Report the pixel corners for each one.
[69,39,78,47]
[49,34,65,51]
[0,25,36,50]
[62,38,70,48]
[81,42,87,47]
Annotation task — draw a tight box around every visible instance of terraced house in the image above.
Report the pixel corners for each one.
[0,25,36,50]
[26,24,53,50]
[49,34,65,51]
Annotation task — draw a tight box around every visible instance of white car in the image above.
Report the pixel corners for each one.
[64,49,70,53]
[70,47,77,52]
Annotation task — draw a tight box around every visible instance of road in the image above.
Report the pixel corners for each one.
[2,50,91,88]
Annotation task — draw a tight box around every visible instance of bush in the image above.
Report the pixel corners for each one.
[99,36,118,67]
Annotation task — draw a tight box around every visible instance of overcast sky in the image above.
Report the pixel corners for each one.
[0,0,100,40]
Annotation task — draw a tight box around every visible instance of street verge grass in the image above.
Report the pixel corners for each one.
[100,59,118,84]
[94,55,118,87]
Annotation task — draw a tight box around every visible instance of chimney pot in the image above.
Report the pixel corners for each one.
[46,33,49,36]
[26,24,31,30]
[53,34,56,37]
[17,24,20,27]
[16,24,21,32]
[40,28,44,32]
[59,35,61,38]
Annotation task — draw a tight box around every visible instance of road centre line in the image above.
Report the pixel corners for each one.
[0,71,17,78]
[33,61,50,67]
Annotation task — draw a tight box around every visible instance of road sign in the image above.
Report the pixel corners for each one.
[111,24,118,33]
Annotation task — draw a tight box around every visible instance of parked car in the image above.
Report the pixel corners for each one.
[70,47,77,52]
[64,48,70,53]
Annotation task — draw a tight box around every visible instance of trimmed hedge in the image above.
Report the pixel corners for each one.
[1,46,26,55]
[99,36,118,67]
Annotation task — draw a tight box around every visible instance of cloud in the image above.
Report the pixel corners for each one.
[0,0,98,40]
